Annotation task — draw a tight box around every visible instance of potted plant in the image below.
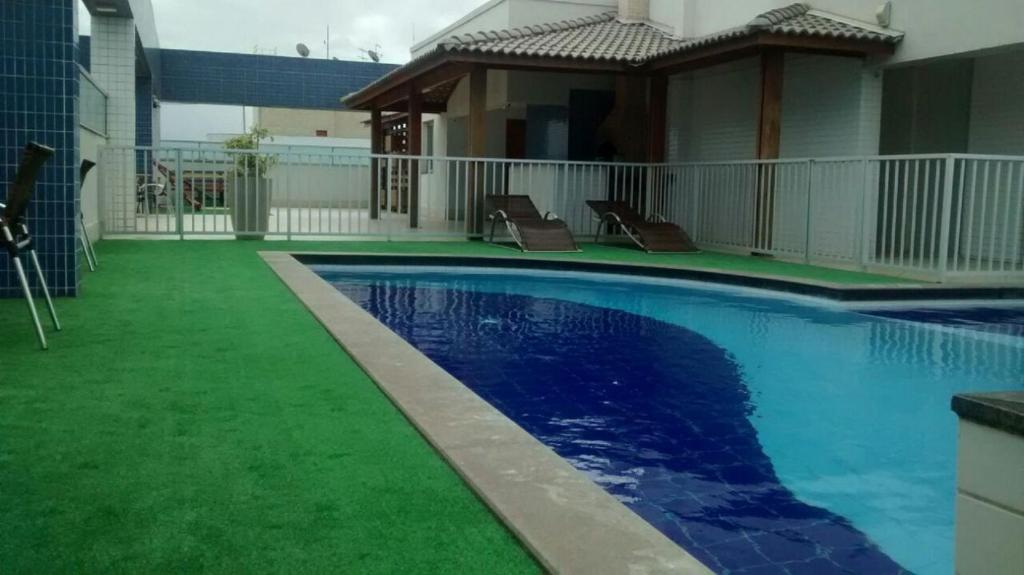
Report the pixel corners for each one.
[224,127,276,240]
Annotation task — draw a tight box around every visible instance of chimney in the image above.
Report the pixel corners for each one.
[617,0,649,23]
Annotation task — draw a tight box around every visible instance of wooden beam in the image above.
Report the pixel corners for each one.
[379,101,448,114]
[344,52,446,109]
[754,48,784,252]
[370,108,382,219]
[757,33,897,56]
[372,62,474,110]
[648,75,667,163]
[407,86,422,229]
[450,53,633,75]
[645,36,761,75]
[468,68,487,157]
[757,49,784,160]
[467,67,487,234]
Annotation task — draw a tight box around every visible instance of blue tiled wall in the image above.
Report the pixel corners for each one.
[0,0,80,297]
[159,50,397,109]
[136,75,152,147]
[136,74,152,172]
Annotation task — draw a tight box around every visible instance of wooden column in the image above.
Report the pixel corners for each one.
[754,49,784,252]
[645,75,669,220]
[468,68,487,157]
[648,75,668,163]
[407,85,422,229]
[757,49,784,159]
[370,108,383,219]
[467,67,487,234]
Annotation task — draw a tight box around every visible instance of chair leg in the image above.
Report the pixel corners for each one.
[87,233,99,268]
[80,214,97,271]
[28,249,61,332]
[13,255,47,350]
[594,220,603,244]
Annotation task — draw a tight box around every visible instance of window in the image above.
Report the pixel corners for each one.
[315,129,328,137]
[421,120,434,173]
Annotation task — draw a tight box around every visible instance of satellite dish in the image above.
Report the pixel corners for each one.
[359,45,382,63]
[296,43,310,58]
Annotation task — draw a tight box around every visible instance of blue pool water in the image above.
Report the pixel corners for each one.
[314,265,1024,575]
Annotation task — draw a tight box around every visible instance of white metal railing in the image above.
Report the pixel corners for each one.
[98,147,1024,283]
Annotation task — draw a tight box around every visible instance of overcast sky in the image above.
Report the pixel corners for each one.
[79,0,488,139]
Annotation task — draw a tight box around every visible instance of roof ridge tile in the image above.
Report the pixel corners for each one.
[748,3,810,29]
[439,11,616,49]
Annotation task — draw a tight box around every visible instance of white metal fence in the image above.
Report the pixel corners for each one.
[98,147,1024,283]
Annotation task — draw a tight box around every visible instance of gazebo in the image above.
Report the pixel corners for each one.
[342,3,902,228]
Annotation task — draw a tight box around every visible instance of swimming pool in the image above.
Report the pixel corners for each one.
[313,264,1024,575]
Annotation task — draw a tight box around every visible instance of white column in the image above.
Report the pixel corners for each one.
[89,16,137,231]
[854,64,884,156]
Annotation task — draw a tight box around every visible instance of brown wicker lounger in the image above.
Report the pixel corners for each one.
[586,200,699,253]
[486,195,579,252]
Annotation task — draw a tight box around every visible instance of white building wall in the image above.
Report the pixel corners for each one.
[666,58,759,162]
[79,128,106,242]
[411,0,511,57]
[886,0,1024,65]
[780,54,882,158]
[412,0,615,57]
[647,0,1021,68]
[89,15,136,232]
[667,54,882,163]
[506,70,614,106]
[89,17,135,147]
[961,50,1024,265]
[968,51,1024,155]
[510,0,615,27]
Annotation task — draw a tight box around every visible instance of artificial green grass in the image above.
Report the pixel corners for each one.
[0,241,541,573]
[0,240,906,572]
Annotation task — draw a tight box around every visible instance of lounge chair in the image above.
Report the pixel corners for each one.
[1,142,62,349]
[586,200,699,254]
[486,194,579,252]
[80,160,98,271]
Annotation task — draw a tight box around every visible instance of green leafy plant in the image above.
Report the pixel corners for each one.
[223,127,277,178]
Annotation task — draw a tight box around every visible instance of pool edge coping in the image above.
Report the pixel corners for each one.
[260,251,714,575]
[283,251,1024,302]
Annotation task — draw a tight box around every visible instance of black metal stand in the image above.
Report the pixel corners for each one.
[80,160,98,271]
[1,142,60,350]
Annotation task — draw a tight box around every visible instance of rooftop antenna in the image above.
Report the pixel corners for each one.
[296,43,310,58]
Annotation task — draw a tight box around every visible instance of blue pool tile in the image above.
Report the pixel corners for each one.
[325,275,911,574]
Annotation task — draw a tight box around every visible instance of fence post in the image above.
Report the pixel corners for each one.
[286,152,292,241]
[97,147,106,236]
[937,154,956,282]
[858,158,871,269]
[803,159,814,264]
[691,166,701,239]
[175,149,184,240]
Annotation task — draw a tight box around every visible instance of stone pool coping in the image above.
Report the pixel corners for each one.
[953,392,1024,438]
[261,251,713,575]
[290,251,1024,302]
